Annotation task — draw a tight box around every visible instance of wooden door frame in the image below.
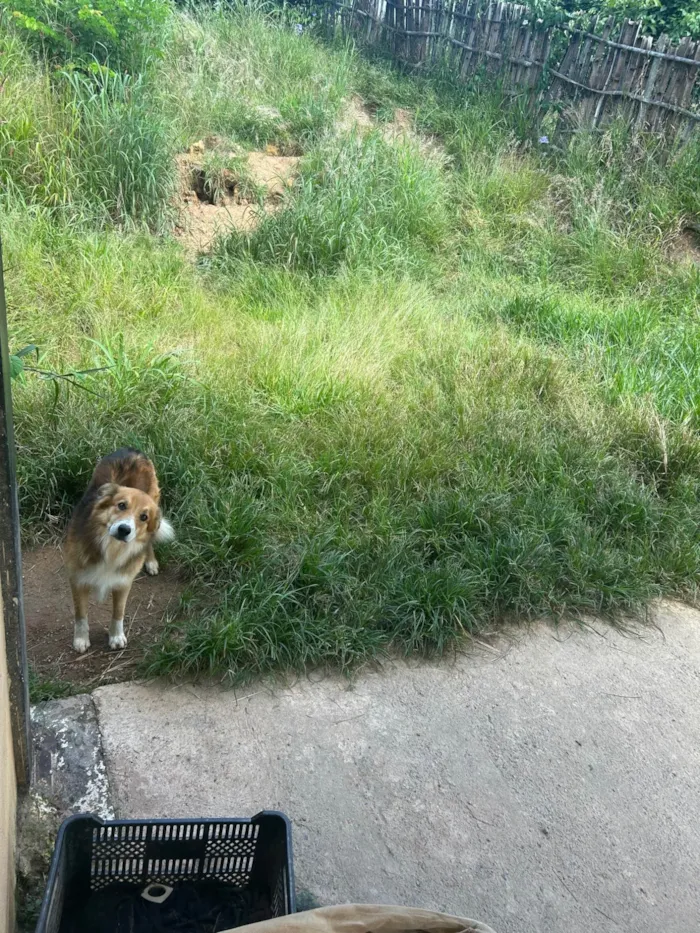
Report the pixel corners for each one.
[0,237,32,788]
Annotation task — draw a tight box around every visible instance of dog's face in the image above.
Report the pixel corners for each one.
[94,483,161,548]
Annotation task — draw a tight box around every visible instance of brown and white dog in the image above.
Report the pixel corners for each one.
[65,448,174,653]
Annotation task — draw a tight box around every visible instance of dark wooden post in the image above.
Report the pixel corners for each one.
[0,237,32,788]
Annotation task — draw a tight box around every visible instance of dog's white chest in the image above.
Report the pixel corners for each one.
[75,565,131,601]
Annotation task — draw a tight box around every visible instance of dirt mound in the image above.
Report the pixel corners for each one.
[173,137,299,259]
[24,546,183,692]
[337,97,446,162]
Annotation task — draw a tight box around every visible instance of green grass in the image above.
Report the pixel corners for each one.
[216,130,450,275]
[28,666,80,704]
[3,3,700,682]
[155,4,353,151]
[0,34,175,229]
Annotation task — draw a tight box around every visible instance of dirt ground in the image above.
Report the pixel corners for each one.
[673,226,700,265]
[339,96,446,161]
[23,546,183,691]
[173,137,299,258]
[336,95,375,133]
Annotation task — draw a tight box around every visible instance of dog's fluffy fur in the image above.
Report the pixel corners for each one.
[65,448,174,653]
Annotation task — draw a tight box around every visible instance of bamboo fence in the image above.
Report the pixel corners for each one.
[320,0,700,137]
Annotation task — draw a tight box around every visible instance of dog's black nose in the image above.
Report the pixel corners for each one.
[116,523,131,540]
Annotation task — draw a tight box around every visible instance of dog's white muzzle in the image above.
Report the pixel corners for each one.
[109,516,136,543]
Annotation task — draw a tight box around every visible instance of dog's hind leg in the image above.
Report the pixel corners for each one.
[71,582,91,653]
[144,542,159,576]
[109,584,132,649]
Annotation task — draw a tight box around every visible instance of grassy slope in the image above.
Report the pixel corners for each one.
[2,5,700,681]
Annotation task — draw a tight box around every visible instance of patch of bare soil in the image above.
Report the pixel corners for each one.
[173,136,299,259]
[336,94,375,133]
[23,546,184,691]
[382,107,447,161]
[338,97,447,162]
[671,226,700,265]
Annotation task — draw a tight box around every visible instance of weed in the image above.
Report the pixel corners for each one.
[28,667,78,703]
[198,150,264,205]
[0,38,175,228]
[61,68,176,229]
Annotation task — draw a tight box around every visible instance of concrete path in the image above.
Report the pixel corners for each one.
[93,602,700,933]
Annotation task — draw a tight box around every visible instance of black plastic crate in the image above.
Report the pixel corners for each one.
[36,811,295,933]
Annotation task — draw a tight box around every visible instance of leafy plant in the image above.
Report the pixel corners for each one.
[9,344,38,381]
[9,343,112,410]
[6,0,172,69]
[528,0,700,39]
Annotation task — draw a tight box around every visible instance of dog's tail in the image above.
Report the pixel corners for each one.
[156,517,175,543]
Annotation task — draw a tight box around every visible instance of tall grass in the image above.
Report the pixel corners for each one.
[155,3,353,150]
[350,59,699,291]
[0,34,174,228]
[61,69,175,229]
[492,284,700,426]
[4,4,700,682]
[217,131,450,275]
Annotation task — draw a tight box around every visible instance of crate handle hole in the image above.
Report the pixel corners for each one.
[142,883,173,904]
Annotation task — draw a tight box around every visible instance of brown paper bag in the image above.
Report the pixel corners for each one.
[223,904,496,933]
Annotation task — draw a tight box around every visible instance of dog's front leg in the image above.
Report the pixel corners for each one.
[144,541,159,576]
[109,584,132,649]
[71,582,91,653]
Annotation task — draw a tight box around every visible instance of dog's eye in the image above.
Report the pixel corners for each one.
[140,512,148,523]
[117,501,127,511]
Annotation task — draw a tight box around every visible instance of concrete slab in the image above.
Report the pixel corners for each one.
[93,602,700,933]
[31,693,114,819]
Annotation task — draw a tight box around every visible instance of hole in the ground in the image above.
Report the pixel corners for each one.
[191,168,215,204]
[190,167,239,205]
[677,226,700,264]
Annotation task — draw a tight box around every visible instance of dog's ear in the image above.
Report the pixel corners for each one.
[95,483,119,505]
[154,511,175,543]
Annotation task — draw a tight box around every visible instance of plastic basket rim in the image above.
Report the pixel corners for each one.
[52,809,293,833]
[36,809,296,933]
